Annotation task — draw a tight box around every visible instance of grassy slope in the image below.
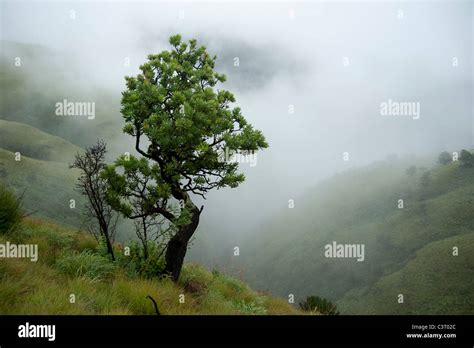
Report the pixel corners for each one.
[0,218,302,315]
[0,117,85,228]
[0,148,84,228]
[0,119,82,162]
[239,158,474,314]
[338,232,474,314]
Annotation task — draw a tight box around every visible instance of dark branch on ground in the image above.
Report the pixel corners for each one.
[146,295,161,315]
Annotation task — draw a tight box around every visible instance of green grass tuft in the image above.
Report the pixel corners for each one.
[55,250,117,282]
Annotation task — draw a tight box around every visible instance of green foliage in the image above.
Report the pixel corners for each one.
[104,33,268,218]
[179,263,212,294]
[103,34,269,281]
[55,250,117,281]
[438,151,452,165]
[102,155,172,218]
[96,237,113,258]
[0,184,23,234]
[459,149,474,167]
[299,296,339,315]
[122,241,166,279]
[235,300,267,315]
[100,239,166,279]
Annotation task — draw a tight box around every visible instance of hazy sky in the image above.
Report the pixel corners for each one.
[1,0,472,251]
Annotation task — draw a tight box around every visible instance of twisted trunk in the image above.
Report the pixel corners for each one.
[163,200,201,281]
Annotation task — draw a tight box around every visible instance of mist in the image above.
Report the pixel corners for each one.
[1,0,472,266]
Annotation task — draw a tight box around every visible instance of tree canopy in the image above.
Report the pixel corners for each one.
[103,34,268,280]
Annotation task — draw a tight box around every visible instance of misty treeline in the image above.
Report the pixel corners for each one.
[405,149,473,177]
[71,34,267,282]
[437,149,474,167]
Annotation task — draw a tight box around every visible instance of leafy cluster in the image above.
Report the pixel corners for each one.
[107,34,268,209]
[120,241,166,279]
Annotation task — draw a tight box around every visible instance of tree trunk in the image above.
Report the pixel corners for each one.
[100,219,115,261]
[104,232,115,261]
[163,203,201,281]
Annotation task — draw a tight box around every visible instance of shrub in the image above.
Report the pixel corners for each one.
[299,295,339,315]
[55,250,116,281]
[0,184,23,234]
[438,152,452,165]
[179,264,212,295]
[113,241,165,279]
[235,300,267,315]
[460,149,474,168]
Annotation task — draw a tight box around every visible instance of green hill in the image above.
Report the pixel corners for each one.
[338,232,474,314]
[0,148,84,228]
[0,217,302,315]
[235,156,474,314]
[0,119,82,162]
[0,41,121,149]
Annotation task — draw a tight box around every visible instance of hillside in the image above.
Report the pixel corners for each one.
[0,119,82,162]
[0,148,84,228]
[0,41,122,149]
[233,157,474,314]
[338,232,474,314]
[0,217,302,315]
